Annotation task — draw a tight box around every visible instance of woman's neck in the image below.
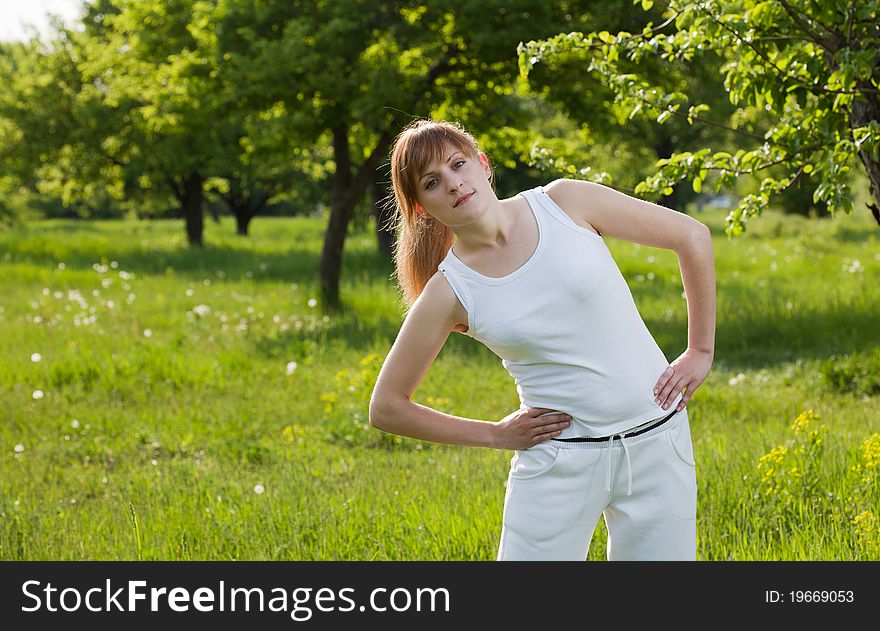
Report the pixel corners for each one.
[452,197,521,252]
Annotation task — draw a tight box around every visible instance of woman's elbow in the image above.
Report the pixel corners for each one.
[368,393,397,431]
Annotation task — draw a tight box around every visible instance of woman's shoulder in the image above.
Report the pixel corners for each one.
[421,271,469,333]
[537,179,603,237]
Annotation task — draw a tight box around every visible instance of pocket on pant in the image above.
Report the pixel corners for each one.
[509,442,562,480]
[665,416,696,468]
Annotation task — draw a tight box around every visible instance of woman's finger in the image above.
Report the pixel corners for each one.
[653,366,674,396]
[675,388,693,411]
[659,374,688,409]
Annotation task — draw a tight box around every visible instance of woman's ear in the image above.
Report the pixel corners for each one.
[479,152,491,175]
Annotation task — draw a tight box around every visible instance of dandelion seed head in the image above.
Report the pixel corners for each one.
[32,390,44,400]
[286,361,298,376]
[14,444,24,453]
[253,484,265,494]
[307,298,317,308]
[31,352,42,363]
[71,419,80,428]
[143,329,152,338]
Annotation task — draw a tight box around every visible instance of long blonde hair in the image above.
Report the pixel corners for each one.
[387,119,494,308]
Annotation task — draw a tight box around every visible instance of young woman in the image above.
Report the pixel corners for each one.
[369,118,716,561]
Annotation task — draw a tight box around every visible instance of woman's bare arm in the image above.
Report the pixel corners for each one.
[546,178,716,411]
[369,271,572,449]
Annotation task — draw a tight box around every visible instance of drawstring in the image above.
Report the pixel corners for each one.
[603,434,634,496]
[605,436,614,492]
[619,434,633,496]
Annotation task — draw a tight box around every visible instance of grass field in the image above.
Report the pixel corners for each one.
[1,203,878,560]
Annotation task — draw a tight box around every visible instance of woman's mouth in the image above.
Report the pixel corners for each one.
[454,192,475,207]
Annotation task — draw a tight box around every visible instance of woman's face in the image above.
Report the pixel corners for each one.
[414,146,493,228]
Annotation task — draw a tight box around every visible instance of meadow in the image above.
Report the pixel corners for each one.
[1,202,878,560]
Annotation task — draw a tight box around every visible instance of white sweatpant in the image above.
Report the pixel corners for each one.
[497,408,697,561]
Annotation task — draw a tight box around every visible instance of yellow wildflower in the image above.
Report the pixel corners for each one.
[861,434,880,469]
[790,409,819,435]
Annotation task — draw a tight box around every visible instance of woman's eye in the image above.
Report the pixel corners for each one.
[454,160,465,168]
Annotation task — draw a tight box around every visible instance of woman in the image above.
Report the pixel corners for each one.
[369,118,716,561]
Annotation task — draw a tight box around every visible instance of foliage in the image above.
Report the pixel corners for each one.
[819,347,880,396]
[518,0,880,235]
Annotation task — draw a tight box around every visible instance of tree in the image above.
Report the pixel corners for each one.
[221,0,617,310]
[518,0,880,235]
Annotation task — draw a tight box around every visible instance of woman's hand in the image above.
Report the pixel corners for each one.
[493,408,572,450]
[653,347,714,412]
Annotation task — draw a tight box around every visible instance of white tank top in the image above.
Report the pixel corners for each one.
[437,185,682,438]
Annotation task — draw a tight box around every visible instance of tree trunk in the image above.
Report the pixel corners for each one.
[320,125,353,311]
[319,124,394,311]
[851,89,880,225]
[224,185,269,236]
[182,172,204,247]
[235,212,251,236]
[373,176,395,260]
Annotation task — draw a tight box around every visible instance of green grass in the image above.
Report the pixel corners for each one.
[1,205,878,560]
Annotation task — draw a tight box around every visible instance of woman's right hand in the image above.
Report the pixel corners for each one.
[493,408,573,450]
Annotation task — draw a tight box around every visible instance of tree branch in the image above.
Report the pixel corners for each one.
[775,0,842,52]
[846,0,855,41]
[690,4,860,96]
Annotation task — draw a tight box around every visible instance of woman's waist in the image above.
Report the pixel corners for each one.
[526,390,684,439]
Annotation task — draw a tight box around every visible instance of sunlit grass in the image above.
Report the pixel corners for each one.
[1,204,878,560]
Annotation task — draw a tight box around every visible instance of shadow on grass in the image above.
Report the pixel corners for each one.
[2,236,395,288]
[646,299,880,372]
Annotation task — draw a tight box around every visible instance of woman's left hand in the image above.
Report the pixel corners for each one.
[653,347,713,412]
